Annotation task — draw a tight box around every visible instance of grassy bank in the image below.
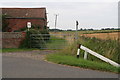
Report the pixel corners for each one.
[46,53,120,73]
[77,36,119,63]
[2,48,37,53]
[58,36,119,63]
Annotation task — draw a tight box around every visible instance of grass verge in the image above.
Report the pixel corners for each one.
[78,36,120,64]
[46,53,120,73]
[2,48,37,53]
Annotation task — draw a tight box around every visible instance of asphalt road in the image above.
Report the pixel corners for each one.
[2,55,118,78]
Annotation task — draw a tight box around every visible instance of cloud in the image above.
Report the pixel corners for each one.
[0,0,119,2]
[0,2,118,29]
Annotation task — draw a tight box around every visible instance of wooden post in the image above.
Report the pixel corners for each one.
[75,21,79,41]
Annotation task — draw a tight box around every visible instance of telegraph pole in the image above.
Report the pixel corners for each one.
[54,14,59,31]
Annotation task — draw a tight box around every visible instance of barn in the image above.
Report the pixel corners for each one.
[2,8,47,32]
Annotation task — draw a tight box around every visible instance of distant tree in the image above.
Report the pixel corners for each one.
[49,29,63,31]
[78,28,83,31]
[67,29,72,31]
[83,29,87,31]
[111,28,115,30]
[101,28,105,30]
[104,28,110,30]
[88,28,94,31]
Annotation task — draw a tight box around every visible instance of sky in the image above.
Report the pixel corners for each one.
[0,0,119,30]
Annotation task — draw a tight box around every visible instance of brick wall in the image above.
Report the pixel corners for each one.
[6,18,46,32]
[2,32,26,48]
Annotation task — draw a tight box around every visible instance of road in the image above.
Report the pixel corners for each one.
[2,51,119,78]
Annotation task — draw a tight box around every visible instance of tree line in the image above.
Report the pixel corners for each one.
[49,28,120,32]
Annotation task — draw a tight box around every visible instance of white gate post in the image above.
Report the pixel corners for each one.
[77,44,81,58]
[84,50,88,60]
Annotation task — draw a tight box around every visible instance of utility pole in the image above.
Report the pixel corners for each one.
[54,14,59,31]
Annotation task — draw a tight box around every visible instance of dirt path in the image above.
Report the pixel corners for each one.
[2,50,57,61]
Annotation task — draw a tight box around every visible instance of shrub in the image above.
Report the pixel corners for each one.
[20,29,45,49]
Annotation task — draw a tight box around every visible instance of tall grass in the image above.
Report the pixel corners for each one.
[78,36,119,63]
[63,36,119,64]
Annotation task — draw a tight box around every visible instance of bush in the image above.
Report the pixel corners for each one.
[20,29,46,49]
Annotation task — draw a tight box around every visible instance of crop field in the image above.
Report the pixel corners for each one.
[80,32,119,40]
[50,30,120,41]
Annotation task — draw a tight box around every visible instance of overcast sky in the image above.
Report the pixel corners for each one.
[0,0,119,30]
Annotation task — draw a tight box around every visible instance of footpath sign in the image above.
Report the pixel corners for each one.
[27,22,31,31]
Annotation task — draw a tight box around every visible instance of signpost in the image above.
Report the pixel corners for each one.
[27,22,31,31]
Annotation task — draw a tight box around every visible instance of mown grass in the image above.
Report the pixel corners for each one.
[2,48,37,53]
[46,53,120,73]
[45,36,67,49]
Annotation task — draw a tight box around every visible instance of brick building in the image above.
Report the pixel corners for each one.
[2,8,47,32]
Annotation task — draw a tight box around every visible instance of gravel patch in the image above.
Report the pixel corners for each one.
[2,50,57,60]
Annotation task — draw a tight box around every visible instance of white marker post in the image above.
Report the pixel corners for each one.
[27,22,31,31]
[84,50,88,60]
[77,44,81,58]
[80,45,120,67]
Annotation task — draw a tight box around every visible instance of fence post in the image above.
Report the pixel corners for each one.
[84,50,88,60]
[77,44,81,58]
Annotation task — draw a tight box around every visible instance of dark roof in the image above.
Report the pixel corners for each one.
[2,8,47,18]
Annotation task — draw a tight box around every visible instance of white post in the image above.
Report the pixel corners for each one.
[77,44,81,58]
[77,48,80,58]
[27,22,31,31]
[84,50,88,60]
